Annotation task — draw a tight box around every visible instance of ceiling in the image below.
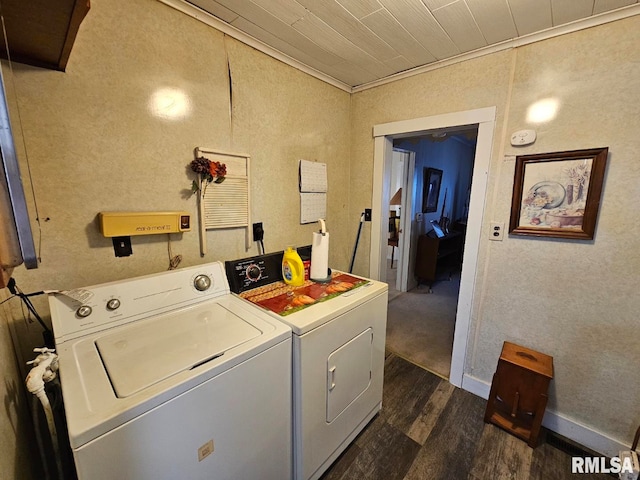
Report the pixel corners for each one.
[175,0,640,90]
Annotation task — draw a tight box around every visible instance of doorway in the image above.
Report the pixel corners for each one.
[386,131,477,379]
[370,107,496,387]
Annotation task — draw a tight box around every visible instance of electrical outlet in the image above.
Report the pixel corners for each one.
[364,209,372,221]
[489,222,504,241]
[252,222,264,242]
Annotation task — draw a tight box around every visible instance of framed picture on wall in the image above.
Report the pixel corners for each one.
[422,168,443,213]
[508,147,608,240]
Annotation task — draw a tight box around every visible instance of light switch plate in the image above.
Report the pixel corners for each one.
[489,222,504,241]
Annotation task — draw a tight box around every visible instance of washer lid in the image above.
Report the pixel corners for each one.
[95,302,261,398]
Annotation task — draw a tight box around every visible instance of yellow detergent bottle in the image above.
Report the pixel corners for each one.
[282,246,305,286]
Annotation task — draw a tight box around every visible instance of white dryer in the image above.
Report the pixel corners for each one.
[227,253,388,480]
[48,262,292,480]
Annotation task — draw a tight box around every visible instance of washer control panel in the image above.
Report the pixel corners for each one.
[49,262,229,343]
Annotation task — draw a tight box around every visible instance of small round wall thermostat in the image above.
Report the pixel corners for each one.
[510,129,536,146]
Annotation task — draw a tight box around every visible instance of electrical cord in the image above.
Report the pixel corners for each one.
[167,234,182,270]
[259,239,265,255]
[0,294,15,306]
[6,278,53,346]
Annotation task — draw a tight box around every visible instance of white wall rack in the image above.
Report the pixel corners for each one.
[194,147,251,255]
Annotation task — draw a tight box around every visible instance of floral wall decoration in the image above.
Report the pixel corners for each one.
[189,156,227,195]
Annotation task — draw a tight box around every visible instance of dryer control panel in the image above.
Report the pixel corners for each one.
[225,246,311,294]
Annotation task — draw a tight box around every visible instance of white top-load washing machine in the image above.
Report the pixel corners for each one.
[226,251,388,480]
[48,261,292,480]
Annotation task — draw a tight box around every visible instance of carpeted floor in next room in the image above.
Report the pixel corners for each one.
[384,264,460,379]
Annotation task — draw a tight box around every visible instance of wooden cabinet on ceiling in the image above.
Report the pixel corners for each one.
[0,0,90,71]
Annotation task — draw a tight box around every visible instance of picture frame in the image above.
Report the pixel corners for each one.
[422,167,443,213]
[508,147,608,240]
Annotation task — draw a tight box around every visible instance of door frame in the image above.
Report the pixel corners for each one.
[370,107,496,387]
[399,149,416,292]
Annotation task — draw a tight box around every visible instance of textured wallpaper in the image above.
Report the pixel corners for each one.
[2,0,351,346]
[2,0,639,473]
[351,16,640,447]
[0,0,351,472]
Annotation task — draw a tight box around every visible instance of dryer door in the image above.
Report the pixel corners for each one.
[326,328,373,422]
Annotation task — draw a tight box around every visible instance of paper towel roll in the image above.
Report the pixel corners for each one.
[310,231,330,281]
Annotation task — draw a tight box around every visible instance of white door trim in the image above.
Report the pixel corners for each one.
[370,106,496,387]
[399,150,416,292]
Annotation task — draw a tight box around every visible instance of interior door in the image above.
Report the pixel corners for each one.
[399,150,417,292]
[391,149,406,292]
[390,149,417,293]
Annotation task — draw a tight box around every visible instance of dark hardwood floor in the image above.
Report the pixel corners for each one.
[321,353,613,480]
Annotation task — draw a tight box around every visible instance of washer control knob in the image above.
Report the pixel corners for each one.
[76,305,93,318]
[194,274,212,291]
[106,298,121,311]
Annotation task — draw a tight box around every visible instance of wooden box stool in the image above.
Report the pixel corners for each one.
[484,341,554,447]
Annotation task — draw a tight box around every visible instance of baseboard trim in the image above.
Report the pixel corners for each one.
[461,373,628,457]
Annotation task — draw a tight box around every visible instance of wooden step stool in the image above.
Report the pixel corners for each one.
[484,341,554,447]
